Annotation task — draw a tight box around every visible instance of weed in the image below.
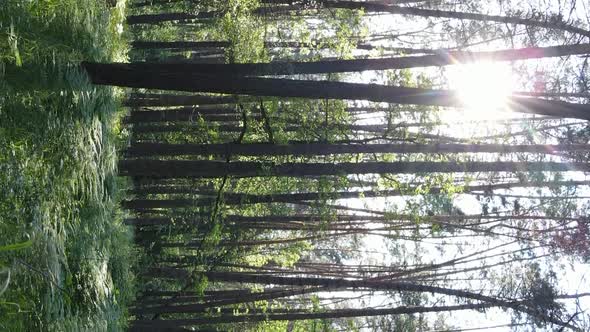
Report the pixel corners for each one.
[0,0,134,330]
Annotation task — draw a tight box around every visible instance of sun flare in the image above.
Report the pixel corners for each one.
[447,61,516,120]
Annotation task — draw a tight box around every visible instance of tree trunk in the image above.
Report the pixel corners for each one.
[129,122,426,135]
[124,93,251,107]
[128,2,590,37]
[126,12,218,25]
[203,271,568,328]
[125,109,250,123]
[132,286,324,315]
[131,41,231,50]
[131,0,187,8]
[131,39,436,54]
[124,213,576,227]
[122,43,590,76]
[130,303,497,329]
[118,160,588,178]
[81,63,590,120]
[131,123,248,134]
[132,270,570,329]
[123,179,590,207]
[124,142,588,157]
[323,0,590,38]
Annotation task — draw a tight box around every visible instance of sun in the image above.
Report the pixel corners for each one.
[446,61,516,120]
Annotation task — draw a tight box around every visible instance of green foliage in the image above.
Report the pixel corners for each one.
[250,320,289,332]
[220,0,266,63]
[0,0,127,66]
[193,274,209,297]
[0,240,33,253]
[500,263,565,328]
[0,0,135,330]
[0,240,33,298]
[329,8,367,59]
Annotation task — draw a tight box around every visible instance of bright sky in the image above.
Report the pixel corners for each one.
[311,2,590,328]
[336,192,590,331]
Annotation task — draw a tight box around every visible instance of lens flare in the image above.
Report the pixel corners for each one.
[447,61,516,120]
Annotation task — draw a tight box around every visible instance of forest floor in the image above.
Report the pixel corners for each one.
[0,1,135,330]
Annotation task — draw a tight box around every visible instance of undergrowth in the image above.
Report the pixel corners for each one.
[0,0,135,331]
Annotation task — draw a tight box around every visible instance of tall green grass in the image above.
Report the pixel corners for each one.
[0,0,135,330]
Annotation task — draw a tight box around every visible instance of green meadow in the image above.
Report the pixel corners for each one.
[0,1,135,330]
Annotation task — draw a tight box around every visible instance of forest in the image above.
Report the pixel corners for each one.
[1,0,590,331]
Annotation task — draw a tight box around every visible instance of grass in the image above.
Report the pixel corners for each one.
[0,0,136,330]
